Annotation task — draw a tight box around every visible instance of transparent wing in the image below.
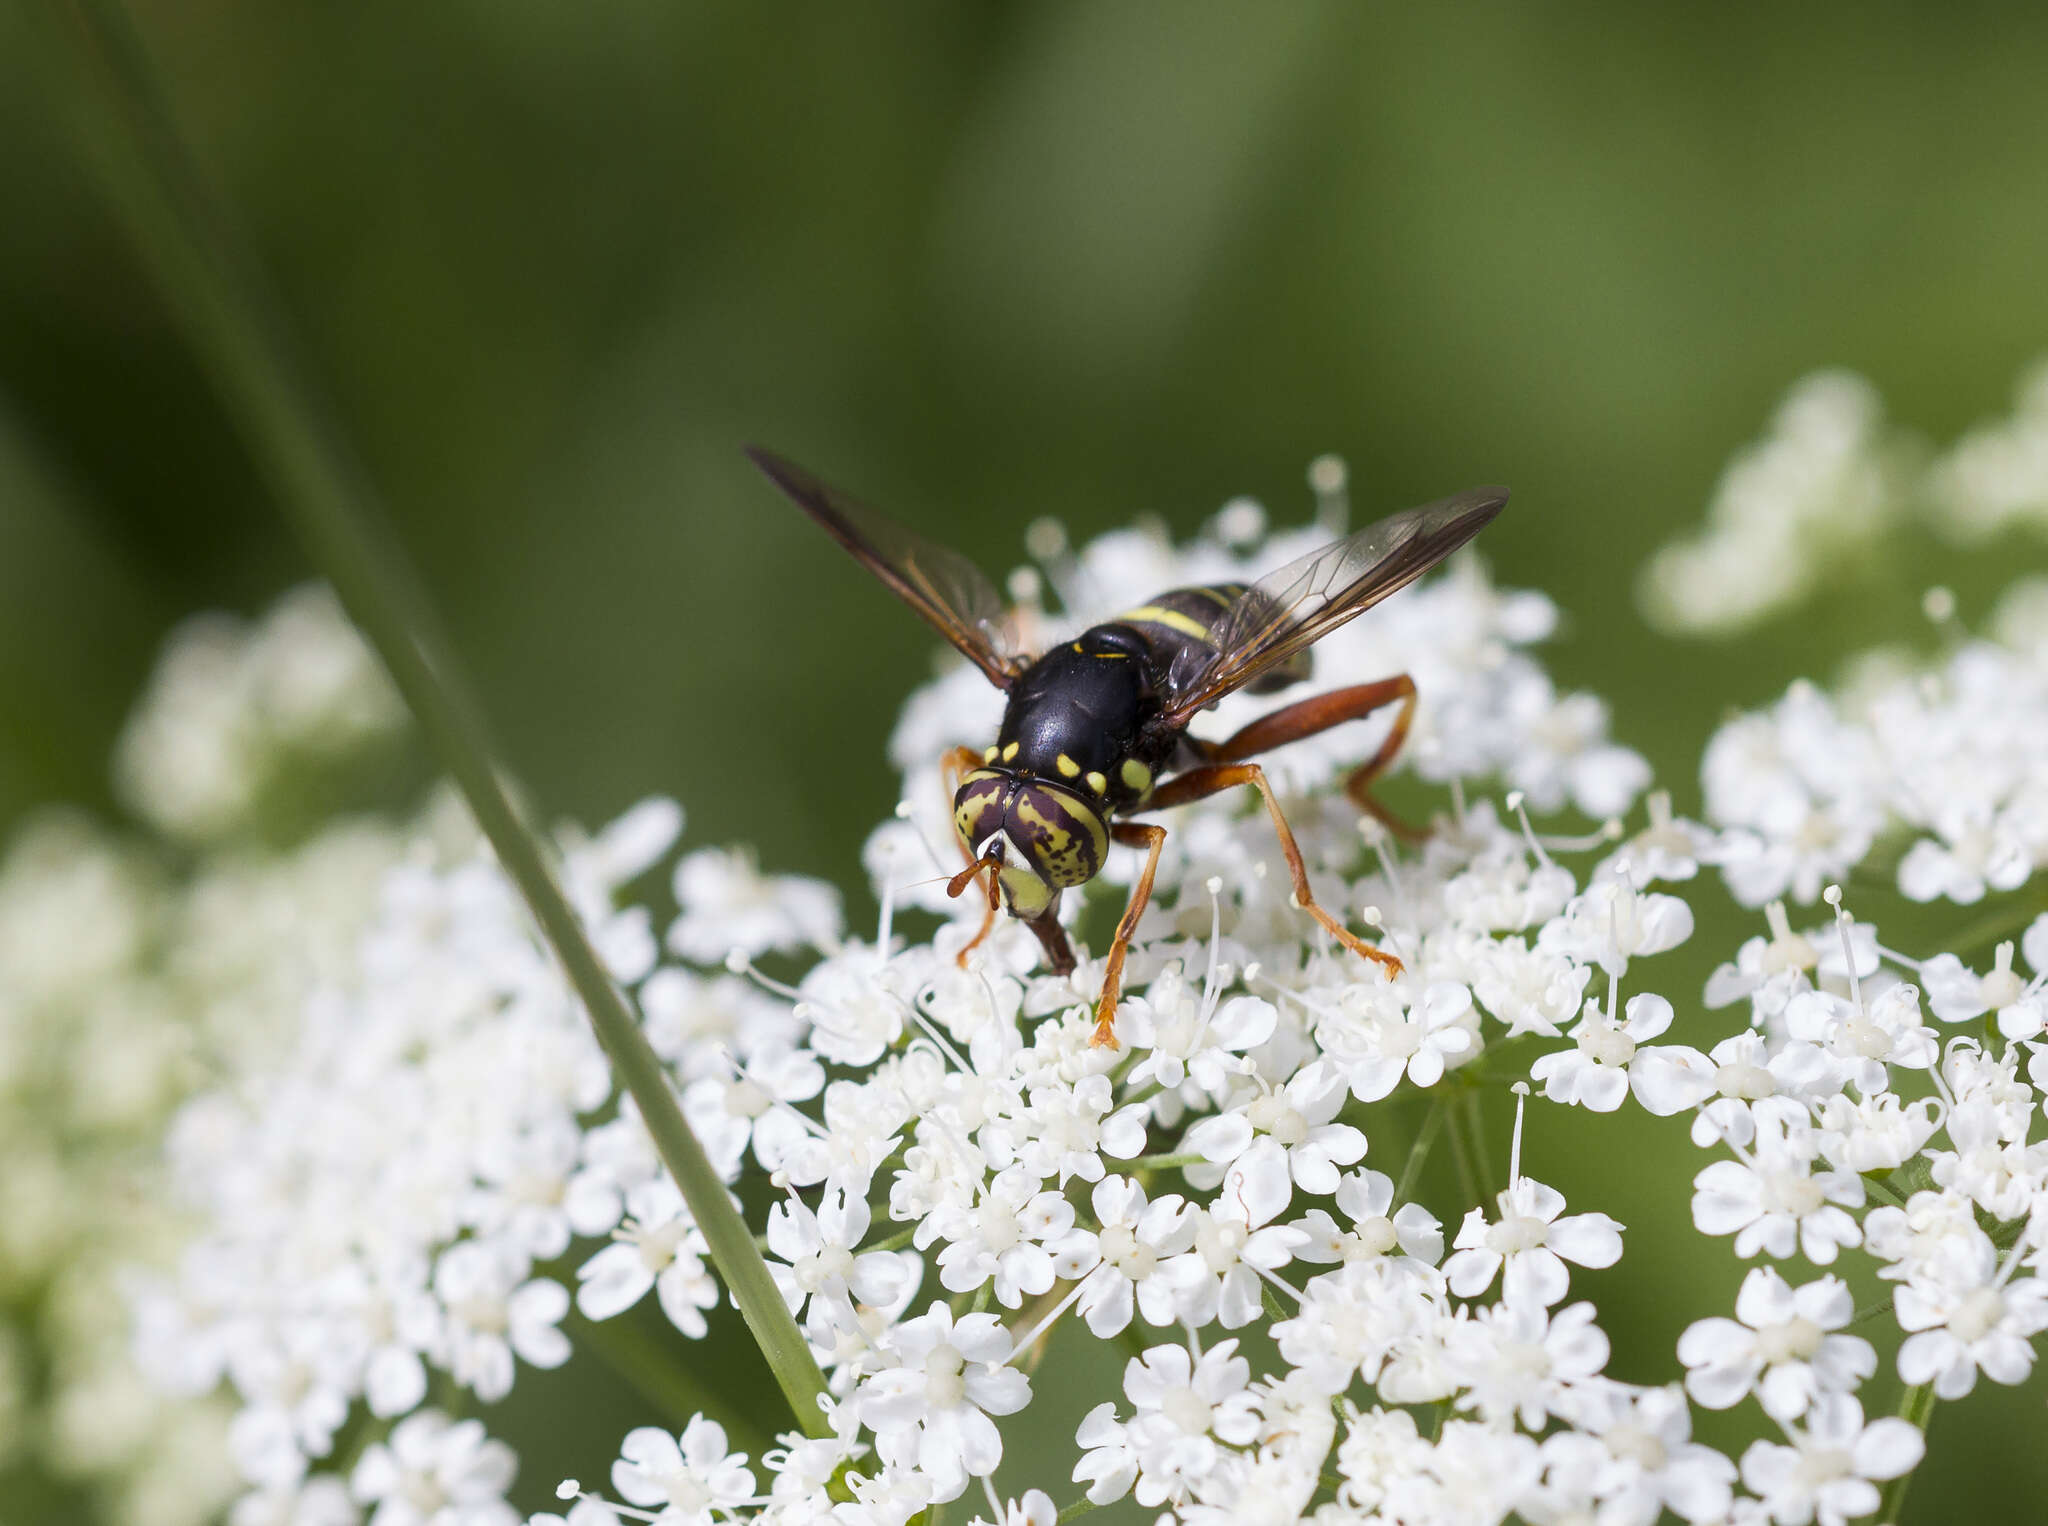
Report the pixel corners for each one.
[1161,487,1509,725]
[746,447,1030,689]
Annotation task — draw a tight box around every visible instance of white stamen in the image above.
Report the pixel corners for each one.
[1368,832,1410,925]
[1254,1261,1304,1305]
[1198,879,1226,1025]
[1509,1081,1530,1190]
[1537,819,1626,852]
[1006,1270,1099,1365]
[1505,790,1556,869]
[875,874,897,966]
[906,992,973,1074]
[1024,518,1068,561]
[1823,885,1865,1015]
[733,955,806,1002]
[1309,453,1350,533]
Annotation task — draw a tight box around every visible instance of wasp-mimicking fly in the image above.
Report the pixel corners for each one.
[747,447,1507,1047]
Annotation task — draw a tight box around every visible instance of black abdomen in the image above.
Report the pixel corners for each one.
[1118,583,1312,696]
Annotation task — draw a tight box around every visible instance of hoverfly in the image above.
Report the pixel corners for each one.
[747,447,1507,1047]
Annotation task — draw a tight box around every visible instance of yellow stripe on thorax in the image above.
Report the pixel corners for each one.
[1120,604,1215,643]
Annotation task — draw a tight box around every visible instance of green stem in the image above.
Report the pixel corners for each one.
[44,0,833,1437]
[1129,1150,1206,1172]
[1877,1383,1935,1525]
[1394,1101,1447,1204]
[1055,1496,1101,1523]
[1460,1090,1496,1205]
[1443,1096,1482,1208]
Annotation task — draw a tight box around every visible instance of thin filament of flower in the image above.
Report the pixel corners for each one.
[1504,790,1555,870]
[1822,885,1864,1015]
[1509,1080,1530,1191]
[1539,818,1625,853]
[1367,826,1412,925]
[905,1001,971,1074]
[728,951,804,1002]
[875,870,897,965]
[722,1053,829,1140]
[1006,1268,1101,1366]
[1254,1261,1304,1306]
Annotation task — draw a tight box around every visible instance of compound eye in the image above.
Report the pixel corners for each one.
[1009,783,1108,889]
[952,775,1005,847]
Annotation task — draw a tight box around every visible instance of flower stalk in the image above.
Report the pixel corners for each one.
[43,0,833,1437]
[1877,1382,1935,1525]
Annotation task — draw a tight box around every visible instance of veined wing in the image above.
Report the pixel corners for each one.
[746,447,1030,689]
[1160,487,1508,726]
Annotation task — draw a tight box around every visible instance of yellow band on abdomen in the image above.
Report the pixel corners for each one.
[1120,604,1215,643]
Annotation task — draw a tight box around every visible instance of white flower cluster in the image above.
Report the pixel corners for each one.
[1701,589,2048,912]
[1636,371,1909,637]
[115,583,405,842]
[1927,357,2048,542]
[1639,354,2048,637]
[0,755,440,1518]
[125,491,2048,1526]
[129,796,691,1526]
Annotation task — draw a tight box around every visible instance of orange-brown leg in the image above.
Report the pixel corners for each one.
[940,745,1000,966]
[1090,822,1168,1050]
[1146,761,1403,979]
[1207,676,1424,842]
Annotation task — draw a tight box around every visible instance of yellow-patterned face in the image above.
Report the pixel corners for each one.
[951,768,1109,915]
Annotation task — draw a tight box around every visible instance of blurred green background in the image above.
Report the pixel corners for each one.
[8,3,2048,1521]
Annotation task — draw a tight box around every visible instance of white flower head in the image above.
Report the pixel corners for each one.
[1737,1393,1923,1526]
[857,1305,1029,1503]
[1691,1118,1864,1266]
[350,1411,518,1526]
[1895,1233,2048,1399]
[1108,1340,1261,1509]
[669,847,842,964]
[1531,991,1709,1114]
[1538,875,1694,977]
[611,1417,756,1526]
[1444,1176,1623,1307]
[1076,1176,1196,1337]
[1677,1267,1876,1421]
[576,1181,717,1337]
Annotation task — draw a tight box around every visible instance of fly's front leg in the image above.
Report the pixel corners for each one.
[1208,675,1424,842]
[1146,761,1402,978]
[940,744,1000,966]
[1090,822,1168,1050]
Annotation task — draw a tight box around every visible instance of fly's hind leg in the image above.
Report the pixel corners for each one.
[1207,675,1425,842]
[1090,822,1169,1049]
[1146,761,1402,979]
[940,745,1000,966]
